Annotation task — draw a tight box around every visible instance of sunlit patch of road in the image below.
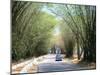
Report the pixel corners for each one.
[12,54,95,74]
[37,54,95,73]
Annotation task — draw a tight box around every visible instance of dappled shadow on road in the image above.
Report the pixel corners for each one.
[12,54,96,74]
[37,54,95,73]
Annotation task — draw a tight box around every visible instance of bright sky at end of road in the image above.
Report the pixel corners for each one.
[53,26,60,36]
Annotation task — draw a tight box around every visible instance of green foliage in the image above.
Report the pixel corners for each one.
[47,4,96,62]
[59,21,75,57]
[12,1,96,63]
[12,1,58,61]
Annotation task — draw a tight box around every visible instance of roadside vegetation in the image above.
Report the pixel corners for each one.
[12,1,96,64]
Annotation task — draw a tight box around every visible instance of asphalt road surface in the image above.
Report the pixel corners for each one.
[37,54,91,73]
[12,54,95,74]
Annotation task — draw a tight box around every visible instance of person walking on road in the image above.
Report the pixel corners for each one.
[55,46,62,61]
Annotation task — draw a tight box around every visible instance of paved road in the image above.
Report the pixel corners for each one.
[37,54,87,73]
[12,54,95,74]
